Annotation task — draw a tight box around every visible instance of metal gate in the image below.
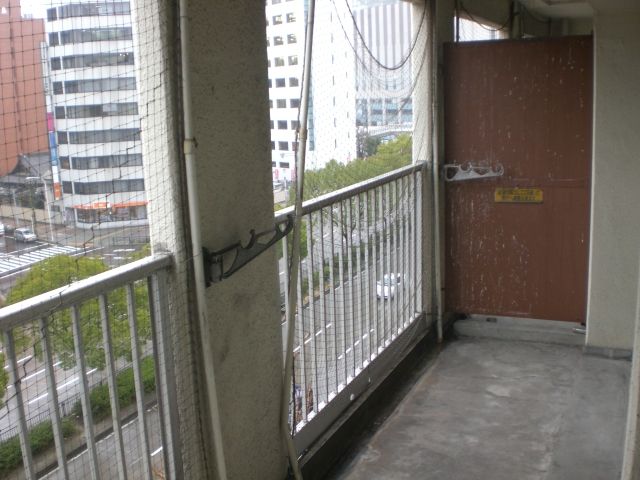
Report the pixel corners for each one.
[443,36,592,323]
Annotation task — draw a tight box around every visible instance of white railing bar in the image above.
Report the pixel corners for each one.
[355,193,364,370]
[0,253,173,331]
[328,206,338,396]
[39,316,70,479]
[126,283,153,480]
[275,162,428,221]
[317,209,328,408]
[338,201,347,385]
[100,293,128,480]
[4,330,35,479]
[394,180,401,333]
[306,218,318,414]
[346,199,355,379]
[297,254,307,424]
[71,304,101,480]
[149,270,183,479]
[371,189,379,355]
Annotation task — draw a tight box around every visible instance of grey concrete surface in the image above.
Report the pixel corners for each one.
[331,336,630,480]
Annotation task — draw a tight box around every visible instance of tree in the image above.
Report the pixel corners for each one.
[5,255,151,372]
[0,353,8,406]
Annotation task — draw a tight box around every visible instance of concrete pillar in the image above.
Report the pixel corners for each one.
[586,14,640,351]
[185,0,287,479]
[622,257,640,480]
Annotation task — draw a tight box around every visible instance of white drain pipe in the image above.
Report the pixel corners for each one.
[178,0,228,478]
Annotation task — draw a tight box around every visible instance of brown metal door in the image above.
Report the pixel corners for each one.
[443,36,592,323]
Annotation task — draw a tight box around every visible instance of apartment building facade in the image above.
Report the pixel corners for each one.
[45,1,147,228]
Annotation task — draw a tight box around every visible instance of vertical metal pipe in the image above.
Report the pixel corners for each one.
[99,293,128,480]
[71,305,100,480]
[126,284,153,480]
[179,0,227,474]
[280,2,316,476]
[4,330,35,479]
[39,316,69,479]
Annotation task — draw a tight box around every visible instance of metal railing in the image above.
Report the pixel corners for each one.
[276,162,427,449]
[0,253,180,479]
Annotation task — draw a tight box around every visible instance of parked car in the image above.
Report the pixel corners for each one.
[376,273,403,299]
[0,223,4,236]
[14,227,37,242]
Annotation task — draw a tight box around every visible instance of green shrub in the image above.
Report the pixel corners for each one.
[0,417,76,475]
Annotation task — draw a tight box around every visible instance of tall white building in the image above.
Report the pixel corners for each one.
[45,1,147,228]
[265,0,306,182]
[265,0,413,179]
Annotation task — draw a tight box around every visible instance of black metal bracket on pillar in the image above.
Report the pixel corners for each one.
[202,214,294,287]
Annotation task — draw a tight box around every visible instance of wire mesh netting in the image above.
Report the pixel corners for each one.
[0,0,189,477]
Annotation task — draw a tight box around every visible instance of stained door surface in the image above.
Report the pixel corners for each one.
[444,36,592,322]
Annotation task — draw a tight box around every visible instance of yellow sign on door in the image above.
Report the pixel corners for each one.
[494,188,543,203]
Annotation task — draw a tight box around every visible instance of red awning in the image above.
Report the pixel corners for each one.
[112,201,147,208]
[74,202,111,210]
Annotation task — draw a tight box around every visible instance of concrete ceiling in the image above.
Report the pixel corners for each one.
[518,0,640,18]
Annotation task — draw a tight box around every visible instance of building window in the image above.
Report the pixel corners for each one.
[71,154,143,169]
[272,0,281,3]
[48,33,59,46]
[290,99,300,108]
[62,52,134,69]
[280,161,290,168]
[60,27,133,45]
[271,141,276,150]
[68,128,141,144]
[51,57,61,70]
[56,2,130,19]
[74,179,144,195]
[286,13,296,22]
[54,106,65,119]
[268,79,272,88]
[272,161,277,167]
[46,7,57,20]
[278,141,288,151]
[57,131,68,144]
[270,120,274,129]
[62,181,73,194]
[291,120,299,129]
[272,14,282,25]
[64,103,139,118]
[60,157,71,169]
[53,82,63,94]
[277,120,287,129]
[288,55,298,66]
[275,78,286,88]
[63,77,136,93]
[274,57,285,67]
[276,99,287,108]
[292,141,299,152]
[289,77,299,87]
[273,36,283,46]
[287,34,297,44]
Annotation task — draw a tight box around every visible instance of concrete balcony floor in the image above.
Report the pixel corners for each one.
[329,320,630,480]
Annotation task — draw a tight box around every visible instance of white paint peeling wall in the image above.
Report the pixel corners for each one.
[586,13,640,350]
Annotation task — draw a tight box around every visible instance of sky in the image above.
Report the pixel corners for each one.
[20,0,56,19]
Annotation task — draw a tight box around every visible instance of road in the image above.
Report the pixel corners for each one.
[41,404,164,479]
